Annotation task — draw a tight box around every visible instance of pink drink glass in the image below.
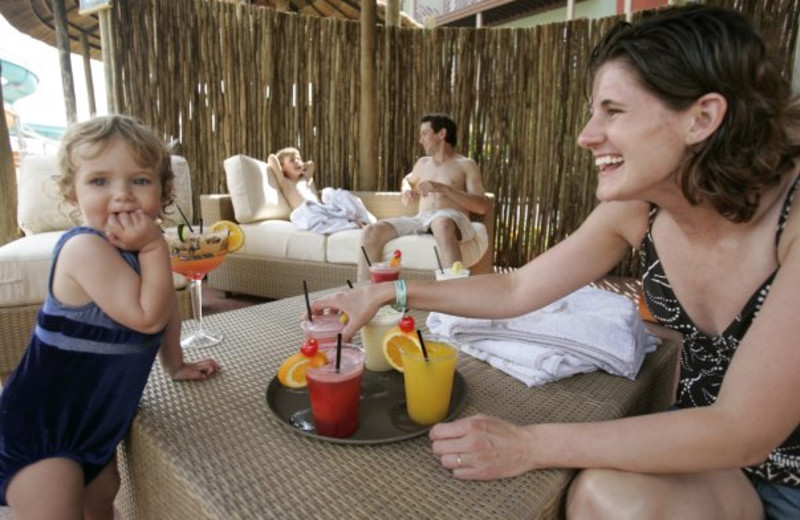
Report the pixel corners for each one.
[369,262,401,283]
[301,314,346,348]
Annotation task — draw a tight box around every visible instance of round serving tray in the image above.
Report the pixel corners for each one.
[266,369,467,445]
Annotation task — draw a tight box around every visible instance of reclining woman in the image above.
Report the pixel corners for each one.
[313,5,800,519]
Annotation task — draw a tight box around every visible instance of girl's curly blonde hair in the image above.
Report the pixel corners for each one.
[57,115,175,212]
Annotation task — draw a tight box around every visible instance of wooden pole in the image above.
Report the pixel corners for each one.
[80,33,97,117]
[359,0,378,190]
[0,62,19,245]
[52,0,78,123]
[386,0,400,27]
[99,9,118,113]
[566,0,575,21]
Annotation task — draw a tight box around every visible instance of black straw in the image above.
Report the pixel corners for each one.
[346,279,354,289]
[416,329,429,361]
[335,333,342,372]
[433,246,444,273]
[361,246,372,267]
[175,205,194,233]
[199,218,204,234]
[303,280,313,322]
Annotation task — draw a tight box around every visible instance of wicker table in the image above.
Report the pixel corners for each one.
[115,290,679,520]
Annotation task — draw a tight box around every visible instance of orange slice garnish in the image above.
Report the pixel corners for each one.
[277,351,328,388]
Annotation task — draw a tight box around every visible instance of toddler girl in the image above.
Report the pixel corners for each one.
[0,115,219,519]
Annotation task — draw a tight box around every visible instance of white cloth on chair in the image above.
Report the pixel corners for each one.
[290,188,376,234]
[426,286,659,387]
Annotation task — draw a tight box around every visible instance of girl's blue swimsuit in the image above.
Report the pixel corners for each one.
[0,227,163,504]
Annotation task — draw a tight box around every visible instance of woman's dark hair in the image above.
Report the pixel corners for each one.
[587,5,800,222]
[421,113,458,147]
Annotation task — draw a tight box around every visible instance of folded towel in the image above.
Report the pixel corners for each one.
[426,286,659,387]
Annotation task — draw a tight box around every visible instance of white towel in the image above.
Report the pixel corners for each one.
[290,188,377,234]
[426,286,659,387]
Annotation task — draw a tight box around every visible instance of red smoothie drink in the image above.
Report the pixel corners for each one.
[305,346,365,438]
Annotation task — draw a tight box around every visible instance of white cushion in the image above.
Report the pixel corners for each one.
[18,154,194,235]
[224,154,291,224]
[238,221,326,262]
[0,231,188,308]
[326,223,489,269]
[17,155,75,235]
[0,231,63,306]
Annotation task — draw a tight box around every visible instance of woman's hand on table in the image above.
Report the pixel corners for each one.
[170,359,221,381]
[430,414,538,480]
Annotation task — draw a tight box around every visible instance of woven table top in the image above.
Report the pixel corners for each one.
[114,288,679,520]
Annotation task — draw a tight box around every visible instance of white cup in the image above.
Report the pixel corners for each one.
[359,305,403,371]
[434,267,470,281]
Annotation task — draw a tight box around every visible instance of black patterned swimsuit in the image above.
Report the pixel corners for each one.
[641,175,800,488]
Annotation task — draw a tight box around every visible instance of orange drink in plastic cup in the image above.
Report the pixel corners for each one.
[401,338,458,425]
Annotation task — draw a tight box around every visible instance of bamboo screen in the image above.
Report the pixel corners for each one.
[107,0,800,276]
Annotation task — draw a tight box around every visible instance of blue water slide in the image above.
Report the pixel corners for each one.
[1,58,39,104]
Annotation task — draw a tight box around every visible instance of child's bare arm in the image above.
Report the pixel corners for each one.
[55,211,173,333]
[158,295,220,380]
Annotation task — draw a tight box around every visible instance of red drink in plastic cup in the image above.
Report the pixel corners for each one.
[306,346,365,438]
[369,262,401,283]
[301,313,346,348]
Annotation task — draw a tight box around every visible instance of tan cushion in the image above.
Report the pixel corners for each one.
[224,154,291,224]
[18,155,194,235]
[326,223,489,269]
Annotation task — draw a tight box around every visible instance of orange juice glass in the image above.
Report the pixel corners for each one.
[401,338,458,425]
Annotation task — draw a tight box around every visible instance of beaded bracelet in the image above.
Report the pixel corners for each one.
[393,279,407,313]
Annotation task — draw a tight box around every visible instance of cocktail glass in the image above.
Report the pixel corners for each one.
[165,227,229,349]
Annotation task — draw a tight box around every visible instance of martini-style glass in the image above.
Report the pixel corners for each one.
[165,227,230,349]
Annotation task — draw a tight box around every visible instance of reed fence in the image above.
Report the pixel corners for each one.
[104,0,800,275]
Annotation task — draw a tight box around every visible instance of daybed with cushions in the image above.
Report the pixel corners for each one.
[0,155,194,382]
[202,154,496,300]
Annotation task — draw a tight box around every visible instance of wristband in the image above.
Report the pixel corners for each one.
[393,279,407,313]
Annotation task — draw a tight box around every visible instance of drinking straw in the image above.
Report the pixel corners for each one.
[416,329,429,361]
[346,280,354,289]
[335,333,343,372]
[361,246,372,267]
[433,246,444,273]
[303,280,313,322]
[199,218,203,234]
[175,205,194,233]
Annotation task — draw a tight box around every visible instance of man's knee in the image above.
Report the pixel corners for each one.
[361,222,394,248]
[429,217,461,241]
